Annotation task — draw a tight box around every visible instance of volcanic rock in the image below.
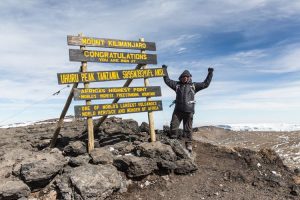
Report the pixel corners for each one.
[90,148,114,165]
[139,122,150,133]
[69,164,125,200]
[136,141,177,161]
[63,141,87,156]
[18,149,67,190]
[0,179,30,200]
[114,155,158,178]
[174,159,198,174]
[68,154,91,167]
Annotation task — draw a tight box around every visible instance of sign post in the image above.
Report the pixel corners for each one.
[80,40,95,152]
[140,38,156,142]
[51,34,163,151]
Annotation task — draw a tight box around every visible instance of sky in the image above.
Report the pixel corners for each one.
[0,0,300,128]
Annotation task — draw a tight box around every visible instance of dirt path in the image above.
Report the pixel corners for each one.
[110,141,298,200]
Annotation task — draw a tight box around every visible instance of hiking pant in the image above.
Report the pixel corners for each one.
[170,111,193,143]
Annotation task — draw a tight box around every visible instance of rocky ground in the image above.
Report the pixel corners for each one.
[0,117,299,200]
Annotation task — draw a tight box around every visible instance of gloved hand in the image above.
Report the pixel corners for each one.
[162,65,168,77]
[208,67,214,72]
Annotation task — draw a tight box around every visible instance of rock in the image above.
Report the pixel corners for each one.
[290,185,300,196]
[34,139,51,150]
[174,159,198,174]
[63,141,87,156]
[158,160,177,171]
[122,119,139,134]
[139,122,150,133]
[90,148,114,165]
[106,141,135,155]
[19,150,67,190]
[105,126,123,134]
[68,154,91,167]
[0,179,30,200]
[55,174,73,200]
[293,175,300,185]
[1,148,33,180]
[136,141,177,161]
[69,164,125,200]
[100,117,139,135]
[114,155,158,178]
[259,148,284,166]
[162,138,190,159]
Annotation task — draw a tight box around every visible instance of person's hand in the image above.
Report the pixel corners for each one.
[162,65,168,77]
[208,67,214,72]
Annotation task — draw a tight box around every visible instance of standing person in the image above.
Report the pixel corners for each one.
[162,65,214,152]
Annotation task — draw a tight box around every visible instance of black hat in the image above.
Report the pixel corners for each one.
[179,70,192,80]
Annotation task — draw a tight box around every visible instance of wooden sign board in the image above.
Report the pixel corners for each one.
[67,35,156,51]
[69,49,157,64]
[74,86,161,100]
[74,100,163,117]
[57,68,166,84]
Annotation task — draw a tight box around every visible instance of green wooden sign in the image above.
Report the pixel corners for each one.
[57,68,166,84]
[74,100,163,117]
[74,86,161,100]
[67,35,156,51]
[69,49,157,64]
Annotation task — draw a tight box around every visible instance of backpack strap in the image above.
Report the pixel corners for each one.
[190,83,195,94]
[175,83,180,93]
[176,83,195,93]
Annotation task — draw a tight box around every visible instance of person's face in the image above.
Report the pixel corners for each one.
[181,76,190,83]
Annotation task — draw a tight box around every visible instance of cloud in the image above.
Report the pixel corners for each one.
[1,0,300,125]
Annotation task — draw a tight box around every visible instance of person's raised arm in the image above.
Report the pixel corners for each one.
[162,65,177,91]
[194,67,214,93]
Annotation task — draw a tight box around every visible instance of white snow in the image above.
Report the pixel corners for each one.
[0,117,75,129]
[217,123,300,132]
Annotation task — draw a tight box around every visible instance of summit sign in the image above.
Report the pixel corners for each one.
[67,35,156,51]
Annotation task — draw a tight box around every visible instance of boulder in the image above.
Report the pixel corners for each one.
[157,160,177,171]
[90,148,114,165]
[104,126,123,134]
[136,141,177,161]
[0,148,33,180]
[174,159,198,174]
[259,148,284,166]
[19,149,67,190]
[100,117,139,135]
[68,155,91,167]
[114,155,158,178]
[106,141,135,155]
[290,184,300,196]
[63,141,87,156]
[55,174,74,200]
[69,164,125,200]
[121,119,139,134]
[139,122,150,133]
[163,138,190,159]
[0,179,30,200]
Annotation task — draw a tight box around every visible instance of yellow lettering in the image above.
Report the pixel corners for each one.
[60,73,79,84]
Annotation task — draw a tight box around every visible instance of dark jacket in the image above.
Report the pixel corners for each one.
[164,70,213,113]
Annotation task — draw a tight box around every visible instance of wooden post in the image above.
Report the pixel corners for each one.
[50,34,83,148]
[140,38,156,142]
[79,39,95,153]
[50,81,79,148]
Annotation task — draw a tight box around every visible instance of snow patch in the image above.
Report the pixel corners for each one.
[0,116,75,128]
[217,123,300,132]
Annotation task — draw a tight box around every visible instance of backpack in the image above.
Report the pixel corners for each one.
[170,83,196,107]
[175,83,195,94]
